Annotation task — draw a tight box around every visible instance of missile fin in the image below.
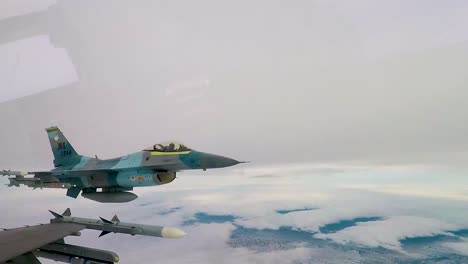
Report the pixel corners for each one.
[8,178,20,187]
[62,208,71,216]
[49,210,63,219]
[99,231,111,237]
[111,215,120,223]
[100,217,114,224]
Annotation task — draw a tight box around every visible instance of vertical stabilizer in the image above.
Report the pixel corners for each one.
[45,127,82,167]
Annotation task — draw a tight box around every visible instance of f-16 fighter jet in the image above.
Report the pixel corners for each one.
[2,127,243,203]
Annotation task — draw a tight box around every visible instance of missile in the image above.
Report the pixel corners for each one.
[5,176,71,189]
[49,208,186,239]
[30,182,72,189]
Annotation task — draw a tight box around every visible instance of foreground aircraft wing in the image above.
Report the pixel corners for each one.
[2,167,170,189]
[0,223,85,263]
[0,209,185,263]
[1,169,119,185]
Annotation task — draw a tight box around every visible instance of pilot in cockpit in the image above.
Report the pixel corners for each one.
[166,143,175,152]
[148,142,191,152]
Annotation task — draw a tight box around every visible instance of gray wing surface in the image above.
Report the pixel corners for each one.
[0,223,85,263]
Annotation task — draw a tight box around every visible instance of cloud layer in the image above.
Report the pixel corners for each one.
[2,163,468,263]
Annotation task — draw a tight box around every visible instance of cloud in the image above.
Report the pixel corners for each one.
[2,1,468,165]
[315,216,459,252]
[444,238,468,257]
[340,183,468,201]
[65,222,318,264]
[2,163,468,263]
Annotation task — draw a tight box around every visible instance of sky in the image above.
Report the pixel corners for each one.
[1,0,468,167]
[1,1,468,263]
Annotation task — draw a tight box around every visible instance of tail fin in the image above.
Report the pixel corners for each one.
[46,126,82,167]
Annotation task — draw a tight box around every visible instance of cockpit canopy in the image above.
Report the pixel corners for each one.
[144,142,191,152]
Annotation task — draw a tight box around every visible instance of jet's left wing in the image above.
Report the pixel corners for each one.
[1,170,65,190]
[1,170,60,181]
[2,169,115,178]
[1,169,118,190]
[0,223,85,263]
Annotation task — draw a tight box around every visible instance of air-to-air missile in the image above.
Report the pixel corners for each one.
[28,209,186,263]
[6,175,72,189]
[49,208,187,239]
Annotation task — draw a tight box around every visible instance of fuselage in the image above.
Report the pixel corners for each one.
[52,149,240,190]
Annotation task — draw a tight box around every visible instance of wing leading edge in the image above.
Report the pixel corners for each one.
[0,223,85,263]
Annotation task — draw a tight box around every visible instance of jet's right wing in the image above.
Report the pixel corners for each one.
[0,223,85,263]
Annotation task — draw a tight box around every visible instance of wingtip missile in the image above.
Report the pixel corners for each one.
[50,209,186,239]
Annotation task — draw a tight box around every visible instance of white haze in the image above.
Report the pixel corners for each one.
[0,0,468,168]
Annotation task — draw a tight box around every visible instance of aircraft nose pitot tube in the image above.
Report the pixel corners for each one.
[199,153,241,169]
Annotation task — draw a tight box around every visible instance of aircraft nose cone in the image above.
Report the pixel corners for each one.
[200,153,240,169]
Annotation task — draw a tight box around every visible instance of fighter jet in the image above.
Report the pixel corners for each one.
[2,127,243,203]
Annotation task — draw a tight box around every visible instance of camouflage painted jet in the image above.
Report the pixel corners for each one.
[2,127,243,203]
